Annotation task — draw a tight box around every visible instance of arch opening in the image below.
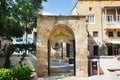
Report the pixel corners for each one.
[48,24,76,76]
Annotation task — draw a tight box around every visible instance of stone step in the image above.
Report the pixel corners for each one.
[50,68,73,73]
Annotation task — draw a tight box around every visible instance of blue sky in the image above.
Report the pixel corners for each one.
[42,0,78,15]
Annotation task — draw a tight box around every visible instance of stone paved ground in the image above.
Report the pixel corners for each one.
[30,72,120,80]
[37,75,120,80]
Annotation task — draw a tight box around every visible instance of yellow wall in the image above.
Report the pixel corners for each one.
[72,0,120,56]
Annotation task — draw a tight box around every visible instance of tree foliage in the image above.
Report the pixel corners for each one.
[12,0,47,34]
[0,0,24,37]
[0,0,46,67]
[99,44,107,56]
[0,0,46,37]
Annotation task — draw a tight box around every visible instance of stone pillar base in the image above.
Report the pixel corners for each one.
[36,59,48,77]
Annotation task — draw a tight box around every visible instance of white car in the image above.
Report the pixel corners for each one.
[12,37,33,44]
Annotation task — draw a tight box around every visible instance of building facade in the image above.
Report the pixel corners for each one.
[72,0,120,56]
[36,0,120,77]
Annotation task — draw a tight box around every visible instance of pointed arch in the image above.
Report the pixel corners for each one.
[48,24,75,45]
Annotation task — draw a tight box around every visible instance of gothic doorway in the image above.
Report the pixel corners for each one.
[48,24,75,76]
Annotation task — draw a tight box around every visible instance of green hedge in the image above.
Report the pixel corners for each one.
[12,65,32,80]
[0,65,32,80]
[0,68,14,80]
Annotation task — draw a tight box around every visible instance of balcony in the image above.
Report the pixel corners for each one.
[102,6,120,30]
[105,23,120,29]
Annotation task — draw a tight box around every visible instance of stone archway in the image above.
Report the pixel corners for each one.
[36,15,88,77]
[48,24,76,76]
[48,24,74,44]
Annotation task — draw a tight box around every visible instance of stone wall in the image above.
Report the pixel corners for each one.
[36,15,88,77]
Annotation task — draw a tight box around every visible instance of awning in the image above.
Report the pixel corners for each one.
[102,6,120,10]
[104,28,120,30]
[107,41,120,44]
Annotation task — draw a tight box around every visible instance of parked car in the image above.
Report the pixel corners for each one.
[12,37,33,44]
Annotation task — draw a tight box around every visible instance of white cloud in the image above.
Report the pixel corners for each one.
[39,11,59,15]
[42,11,52,15]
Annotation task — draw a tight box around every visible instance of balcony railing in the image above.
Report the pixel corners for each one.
[102,6,120,29]
[105,22,120,28]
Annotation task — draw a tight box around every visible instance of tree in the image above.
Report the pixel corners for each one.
[0,0,24,38]
[0,0,10,37]
[99,44,107,56]
[0,0,47,37]
[12,0,47,64]
[12,0,47,34]
[0,0,47,66]
[3,44,16,68]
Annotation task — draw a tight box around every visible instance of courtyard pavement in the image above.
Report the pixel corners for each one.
[37,75,120,80]
[30,71,120,80]
[30,67,120,80]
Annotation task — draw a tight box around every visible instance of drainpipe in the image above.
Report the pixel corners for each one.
[116,9,118,28]
[98,6,104,76]
[101,7,103,45]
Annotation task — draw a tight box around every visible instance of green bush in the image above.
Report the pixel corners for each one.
[99,44,107,56]
[12,65,32,80]
[0,68,15,80]
[0,65,32,80]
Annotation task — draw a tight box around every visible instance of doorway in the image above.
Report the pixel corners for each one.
[48,24,75,76]
[48,42,75,76]
[93,45,99,56]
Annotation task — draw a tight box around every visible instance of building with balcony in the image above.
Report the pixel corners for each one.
[72,0,120,56]
[36,0,120,77]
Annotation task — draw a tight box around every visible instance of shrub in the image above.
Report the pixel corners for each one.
[0,65,32,80]
[0,68,15,80]
[12,65,32,80]
[99,44,107,56]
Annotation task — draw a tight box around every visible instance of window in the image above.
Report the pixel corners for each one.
[88,15,95,24]
[117,15,120,23]
[93,31,98,37]
[117,32,120,37]
[89,7,92,11]
[106,15,113,24]
[108,31,113,37]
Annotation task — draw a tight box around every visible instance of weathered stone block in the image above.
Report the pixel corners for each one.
[36,59,48,77]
